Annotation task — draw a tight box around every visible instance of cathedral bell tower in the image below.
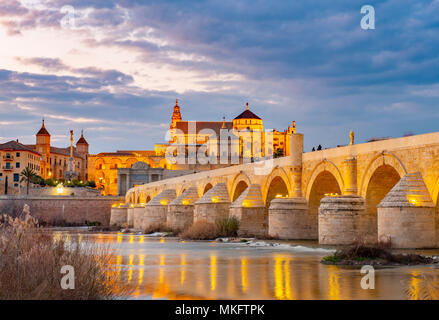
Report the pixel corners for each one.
[170,99,182,129]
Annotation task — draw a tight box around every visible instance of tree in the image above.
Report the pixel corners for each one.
[20,166,36,195]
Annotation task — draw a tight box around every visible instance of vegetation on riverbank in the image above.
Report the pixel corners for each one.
[321,242,436,266]
[0,213,120,300]
[180,217,240,240]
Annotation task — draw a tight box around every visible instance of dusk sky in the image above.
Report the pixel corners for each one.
[0,0,438,154]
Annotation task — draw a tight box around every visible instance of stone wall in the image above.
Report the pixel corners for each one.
[0,195,124,226]
[28,186,101,197]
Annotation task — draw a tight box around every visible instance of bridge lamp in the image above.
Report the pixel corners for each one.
[130,204,135,208]
[160,200,168,206]
[182,199,190,205]
[242,200,250,207]
[211,196,219,203]
[112,203,118,208]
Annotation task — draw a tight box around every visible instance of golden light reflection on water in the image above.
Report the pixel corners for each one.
[241,258,248,293]
[327,266,340,300]
[210,255,217,291]
[408,271,420,300]
[75,233,439,300]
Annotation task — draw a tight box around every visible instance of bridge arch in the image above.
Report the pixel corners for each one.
[308,170,342,225]
[359,152,407,198]
[202,182,213,195]
[433,176,439,206]
[305,160,344,200]
[230,171,252,202]
[263,167,292,206]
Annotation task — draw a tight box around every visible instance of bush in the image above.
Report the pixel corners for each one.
[31,175,45,186]
[0,213,122,299]
[180,217,240,240]
[87,181,96,188]
[215,216,239,237]
[144,223,173,235]
[45,179,57,187]
[180,220,219,240]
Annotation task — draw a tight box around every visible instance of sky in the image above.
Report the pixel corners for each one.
[0,0,438,154]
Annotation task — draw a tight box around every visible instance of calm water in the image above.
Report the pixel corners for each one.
[55,231,439,300]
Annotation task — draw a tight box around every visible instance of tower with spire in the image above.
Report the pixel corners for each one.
[36,119,51,178]
[170,99,182,129]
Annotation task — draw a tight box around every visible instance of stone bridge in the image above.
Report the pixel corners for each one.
[114,131,439,248]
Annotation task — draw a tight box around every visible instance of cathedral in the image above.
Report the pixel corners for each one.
[88,100,295,195]
[168,99,295,166]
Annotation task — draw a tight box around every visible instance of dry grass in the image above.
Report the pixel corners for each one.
[180,220,219,240]
[144,223,173,235]
[180,217,240,240]
[0,213,121,300]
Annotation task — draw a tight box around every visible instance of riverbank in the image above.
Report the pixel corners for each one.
[321,243,439,267]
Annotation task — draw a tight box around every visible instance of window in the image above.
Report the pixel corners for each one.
[5,163,11,169]
[16,162,20,169]
[13,174,19,182]
[16,152,20,157]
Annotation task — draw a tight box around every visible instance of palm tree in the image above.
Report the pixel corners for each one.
[20,166,36,195]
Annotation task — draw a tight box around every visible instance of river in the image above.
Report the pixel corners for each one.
[54,231,439,300]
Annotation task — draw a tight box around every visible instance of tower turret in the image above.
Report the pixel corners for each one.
[76,129,89,155]
[170,99,182,128]
[36,119,51,178]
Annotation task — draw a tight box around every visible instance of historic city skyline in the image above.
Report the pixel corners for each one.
[1,0,438,154]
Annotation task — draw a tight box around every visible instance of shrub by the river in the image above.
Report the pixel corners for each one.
[215,216,239,237]
[180,220,219,240]
[322,241,434,266]
[0,213,120,300]
[181,217,240,240]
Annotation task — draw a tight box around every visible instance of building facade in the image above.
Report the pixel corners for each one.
[26,120,89,181]
[0,140,42,195]
[0,120,89,195]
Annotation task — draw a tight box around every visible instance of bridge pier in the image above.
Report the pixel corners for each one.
[378,172,436,248]
[142,189,176,232]
[167,187,199,232]
[268,198,311,239]
[133,203,146,229]
[126,204,135,227]
[194,183,231,224]
[110,204,128,227]
[230,184,266,237]
[318,195,374,245]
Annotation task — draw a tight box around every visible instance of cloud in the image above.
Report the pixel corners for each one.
[0,0,438,152]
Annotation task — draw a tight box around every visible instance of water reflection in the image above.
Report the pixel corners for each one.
[56,232,439,300]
